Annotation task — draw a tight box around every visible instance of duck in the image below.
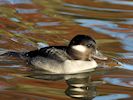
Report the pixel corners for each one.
[1,35,107,74]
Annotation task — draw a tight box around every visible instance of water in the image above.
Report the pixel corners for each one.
[0,0,133,100]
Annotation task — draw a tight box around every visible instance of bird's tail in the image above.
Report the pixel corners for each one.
[0,51,26,59]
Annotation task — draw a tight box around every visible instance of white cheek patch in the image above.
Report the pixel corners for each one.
[72,45,87,53]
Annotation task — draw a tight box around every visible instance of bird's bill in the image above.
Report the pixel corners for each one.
[92,50,108,60]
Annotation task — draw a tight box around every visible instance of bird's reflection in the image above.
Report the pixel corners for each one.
[66,76,95,100]
[28,68,107,100]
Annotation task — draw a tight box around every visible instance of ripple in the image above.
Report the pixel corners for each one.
[10,18,21,22]
[59,11,83,17]
[0,81,10,90]
[36,22,61,27]
[37,42,49,49]
[118,53,133,59]
[120,18,133,25]
[0,65,21,68]
[0,75,14,79]
[10,30,31,34]
[103,77,133,87]
[94,94,130,100]
[98,0,133,6]
[122,39,133,51]
[64,3,133,12]
[8,0,32,4]
[119,63,133,71]
[75,19,128,39]
[0,0,10,5]
[0,40,7,44]
[16,8,38,14]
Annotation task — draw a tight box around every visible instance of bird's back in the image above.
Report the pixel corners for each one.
[25,46,71,62]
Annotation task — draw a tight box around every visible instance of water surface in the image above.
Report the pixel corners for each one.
[0,0,133,100]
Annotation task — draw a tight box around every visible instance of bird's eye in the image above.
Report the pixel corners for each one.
[87,44,92,47]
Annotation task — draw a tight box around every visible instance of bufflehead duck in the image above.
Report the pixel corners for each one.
[1,35,107,74]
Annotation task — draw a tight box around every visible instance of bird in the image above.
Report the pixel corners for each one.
[1,35,107,74]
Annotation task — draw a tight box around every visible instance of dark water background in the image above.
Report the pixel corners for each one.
[0,0,133,100]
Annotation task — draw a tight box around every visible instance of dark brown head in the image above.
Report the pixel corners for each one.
[67,35,107,60]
